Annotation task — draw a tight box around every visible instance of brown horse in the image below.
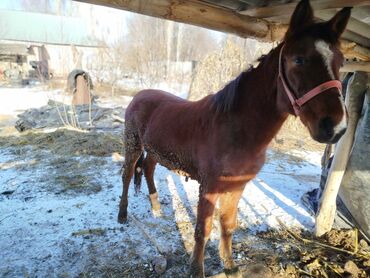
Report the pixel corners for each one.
[118,0,350,276]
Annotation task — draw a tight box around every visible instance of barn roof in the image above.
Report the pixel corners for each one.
[76,0,370,70]
[0,10,100,47]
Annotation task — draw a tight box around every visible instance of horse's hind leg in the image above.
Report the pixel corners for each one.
[143,154,160,210]
[218,184,245,275]
[118,128,142,223]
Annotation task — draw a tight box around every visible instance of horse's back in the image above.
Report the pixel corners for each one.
[132,89,186,106]
[127,89,186,114]
[125,89,190,133]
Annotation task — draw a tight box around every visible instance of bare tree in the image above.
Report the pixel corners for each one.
[86,14,219,95]
[122,15,219,88]
[188,36,273,100]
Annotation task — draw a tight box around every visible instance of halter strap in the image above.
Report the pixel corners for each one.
[278,45,342,116]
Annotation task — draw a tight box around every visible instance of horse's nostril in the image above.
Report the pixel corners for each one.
[317,117,334,141]
[319,117,334,132]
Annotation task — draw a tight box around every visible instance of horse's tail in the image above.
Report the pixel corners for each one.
[134,152,144,193]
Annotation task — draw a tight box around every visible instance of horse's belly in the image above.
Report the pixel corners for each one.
[146,147,195,179]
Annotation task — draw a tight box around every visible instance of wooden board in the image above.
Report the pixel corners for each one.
[75,0,286,41]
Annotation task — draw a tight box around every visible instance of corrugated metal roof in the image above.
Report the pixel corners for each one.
[0,10,100,47]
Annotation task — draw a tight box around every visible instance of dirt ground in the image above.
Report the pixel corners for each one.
[0,88,369,277]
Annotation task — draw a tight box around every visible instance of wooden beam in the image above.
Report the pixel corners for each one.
[239,0,370,18]
[341,61,370,72]
[237,0,261,5]
[342,30,370,49]
[75,0,285,41]
[269,23,288,41]
[341,40,370,61]
[351,5,370,21]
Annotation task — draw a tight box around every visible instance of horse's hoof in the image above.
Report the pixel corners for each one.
[224,266,241,277]
[117,211,127,224]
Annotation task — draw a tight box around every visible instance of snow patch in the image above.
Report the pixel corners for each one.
[0,146,321,276]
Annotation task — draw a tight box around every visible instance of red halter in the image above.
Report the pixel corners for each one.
[278,45,342,116]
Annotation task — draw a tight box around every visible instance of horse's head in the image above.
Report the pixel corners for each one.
[277,0,351,144]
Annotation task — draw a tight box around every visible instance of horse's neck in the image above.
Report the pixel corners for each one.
[236,45,289,150]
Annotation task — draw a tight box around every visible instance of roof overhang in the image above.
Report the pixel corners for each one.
[75,0,370,70]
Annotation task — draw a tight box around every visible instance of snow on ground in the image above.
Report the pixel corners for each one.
[97,95,133,109]
[0,87,70,116]
[0,145,321,277]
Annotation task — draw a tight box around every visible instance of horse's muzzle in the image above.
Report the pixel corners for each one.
[315,117,347,143]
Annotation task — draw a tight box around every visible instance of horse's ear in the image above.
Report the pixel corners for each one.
[326,7,351,39]
[285,0,314,40]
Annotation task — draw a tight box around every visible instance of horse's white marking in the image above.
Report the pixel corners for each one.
[333,96,347,137]
[315,40,335,79]
[315,40,347,137]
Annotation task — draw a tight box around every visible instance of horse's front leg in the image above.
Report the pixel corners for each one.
[190,188,219,278]
[219,183,245,275]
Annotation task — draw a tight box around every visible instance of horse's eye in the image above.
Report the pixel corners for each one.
[294,57,305,66]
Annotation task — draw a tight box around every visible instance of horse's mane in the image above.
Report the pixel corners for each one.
[212,47,279,114]
[212,72,245,113]
[212,59,265,113]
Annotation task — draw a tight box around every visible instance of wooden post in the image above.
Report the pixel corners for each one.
[315,72,368,237]
[72,74,90,105]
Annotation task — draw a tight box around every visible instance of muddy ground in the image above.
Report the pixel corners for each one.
[0,89,369,277]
